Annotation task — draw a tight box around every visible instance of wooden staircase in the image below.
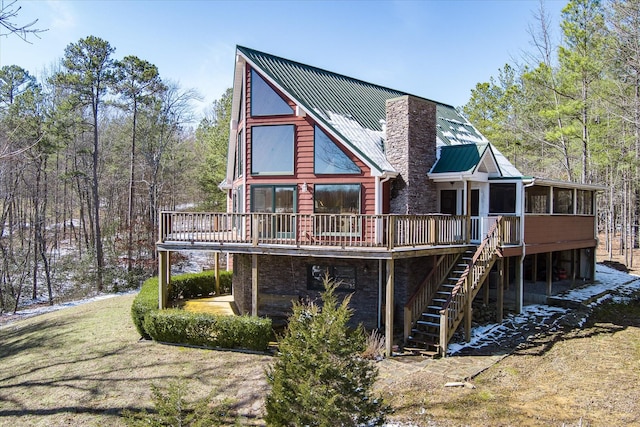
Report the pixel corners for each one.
[404,217,505,357]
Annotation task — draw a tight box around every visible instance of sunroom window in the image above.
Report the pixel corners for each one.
[250,69,293,117]
[525,186,550,213]
[314,125,360,174]
[553,187,574,214]
[251,125,294,175]
[576,190,593,215]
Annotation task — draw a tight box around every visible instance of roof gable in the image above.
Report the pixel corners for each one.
[231,46,523,180]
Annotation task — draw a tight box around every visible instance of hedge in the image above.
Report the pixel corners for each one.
[131,276,159,339]
[144,310,272,351]
[131,270,272,351]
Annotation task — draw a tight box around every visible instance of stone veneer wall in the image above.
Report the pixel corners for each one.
[232,254,380,329]
[385,95,438,214]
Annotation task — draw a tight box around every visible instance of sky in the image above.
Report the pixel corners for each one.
[0,0,567,119]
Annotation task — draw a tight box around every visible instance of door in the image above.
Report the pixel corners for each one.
[251,185,295,238]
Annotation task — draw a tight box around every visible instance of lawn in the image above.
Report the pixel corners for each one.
[1,290,639,426]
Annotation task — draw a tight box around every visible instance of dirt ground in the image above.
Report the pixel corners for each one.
[597,232,640,275]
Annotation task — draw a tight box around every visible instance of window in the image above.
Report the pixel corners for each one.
[314,125,360,174]
[489,183,516,214]
[553,187,574,214]
[440,190,457,215]
[576,190,593,215]
[314,184,360,214]
[525,186,550,213]
[308,264,356,291]
[251,125,294,175]
[235,129,244,179]
[250,69,293,117]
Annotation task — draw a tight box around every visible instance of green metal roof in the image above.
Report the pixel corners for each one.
[236,46,521,177]
[431,143,488,174]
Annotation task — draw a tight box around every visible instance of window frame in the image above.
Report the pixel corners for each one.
[250,68,294,117]
[313,125,361,175]
[307,264,357,291]
[250,124,295,176]
[489,183,517,214]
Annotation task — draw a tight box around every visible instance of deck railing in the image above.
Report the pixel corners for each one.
[159,212,478,249]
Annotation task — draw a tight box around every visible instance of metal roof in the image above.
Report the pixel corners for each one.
[236,46,520,177]
[431,143,488,174]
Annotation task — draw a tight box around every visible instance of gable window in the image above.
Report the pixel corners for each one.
[525,186,550,214]
[251,125,294,175]
[489,183,516,214]
[308,264,356,291]
[553,187,573,214]
[250,69,293,117]
[314,125,360,174]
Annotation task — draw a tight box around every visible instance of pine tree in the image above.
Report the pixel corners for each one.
[264,278,386,427]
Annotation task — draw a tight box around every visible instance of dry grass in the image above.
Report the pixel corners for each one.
[377,297,640,426]
[1,290,639,426]
[0,295,272,426]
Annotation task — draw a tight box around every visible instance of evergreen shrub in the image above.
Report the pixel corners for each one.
[265,278,387,426]
[144,310,272,351]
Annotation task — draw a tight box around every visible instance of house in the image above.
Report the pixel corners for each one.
[156,46,602,357]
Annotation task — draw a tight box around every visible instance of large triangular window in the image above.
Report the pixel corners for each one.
[250,69,293,117]
[314,125,360,174]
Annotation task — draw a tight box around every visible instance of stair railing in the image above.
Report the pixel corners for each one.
[403,253,458,340]
[439,216,504,356]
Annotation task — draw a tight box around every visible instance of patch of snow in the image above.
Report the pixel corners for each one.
[447,264,640,356]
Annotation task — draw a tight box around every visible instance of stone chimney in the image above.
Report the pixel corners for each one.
[385,95,438,214]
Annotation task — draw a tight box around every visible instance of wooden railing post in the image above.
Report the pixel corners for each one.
[439,309,448,357]
[387,217,395,250]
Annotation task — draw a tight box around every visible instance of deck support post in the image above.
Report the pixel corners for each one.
[497,258,504,322]
[158,250,170,309]
[464,275,472,342]
[546,252,553,295]
[385,259,394,357]
[533,253,538,282]
[505,257,510,291]
[515,256,523,313]
[571,249,577,287]
[251,254,258,316]
[214,252,220,295]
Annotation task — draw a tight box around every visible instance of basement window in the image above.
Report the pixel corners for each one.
[307,264,356,291]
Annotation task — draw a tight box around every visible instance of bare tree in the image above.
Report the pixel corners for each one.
[0,0,46,43]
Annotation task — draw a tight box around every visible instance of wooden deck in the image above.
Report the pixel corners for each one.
[157,212,521,258]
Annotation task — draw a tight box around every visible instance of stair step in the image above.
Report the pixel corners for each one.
[436,291,450,296]
[416,320,440,328]
[411,329,439,338]
[421,313,439,320]
[427,305,442,311]
[403,346,439,357]
[433,298,447,303]
[442,284,455,288]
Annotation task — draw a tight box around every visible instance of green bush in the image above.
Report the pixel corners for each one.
[144,310,272,351]
[265,278,387,426]
[131,276,159,339]
[123,379,238,426]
